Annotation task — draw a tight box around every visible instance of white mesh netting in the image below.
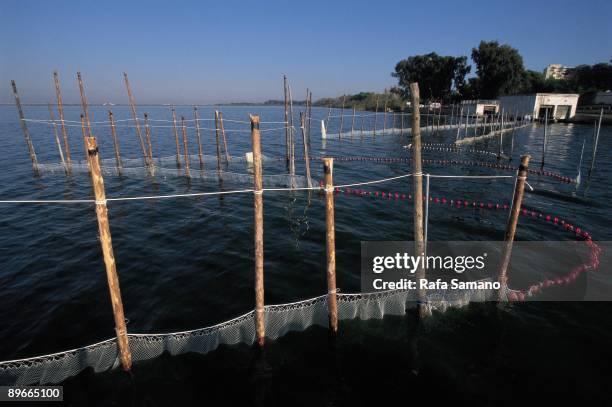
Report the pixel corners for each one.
[0,282,494,386]
[36,155,308,188]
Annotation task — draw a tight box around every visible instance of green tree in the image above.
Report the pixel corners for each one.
[392,53,470,101]
[471,41,525,98]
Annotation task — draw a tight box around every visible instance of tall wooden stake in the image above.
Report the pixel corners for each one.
[53,71,71,166]
[108,110,123,170]
[123,72,149,166]
[374,95,379,136]
[181,116,191,178]
[339,95,346,139]
[410,83,427,318]
[541,108,548,168]
[48,103,66,172]
[250,115,265,347]
[218,111,230,163]
[76,72,93,137]
[497,155,530,300]
[283,75,290,165]
[300,113,313,188]
[194,107,204,169]
[588,108,603,177]
[351,106,356,138]
[214,110,222,172]
[143,113,154,166]
[383,95,388,136]
[84,136,132,372]
[172,108,181,166]
[323,157,338,334]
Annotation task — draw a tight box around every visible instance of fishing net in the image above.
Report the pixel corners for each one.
[35,154,308,189]
[0,281,494,386]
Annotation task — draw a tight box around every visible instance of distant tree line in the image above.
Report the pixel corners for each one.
[315,42,611,110]
[313,91,404,111]
[392,41,612,102]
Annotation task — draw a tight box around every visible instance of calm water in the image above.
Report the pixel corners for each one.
[0,105,611,405]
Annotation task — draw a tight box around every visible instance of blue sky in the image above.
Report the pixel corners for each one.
[1,0,610,104]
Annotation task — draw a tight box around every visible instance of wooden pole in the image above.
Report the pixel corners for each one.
[288,85,296,185]
[307,90,312,147]
[47,103,66,171]
[456,107,463,141]
[76,72,93,137]
[541,108,548,168]
[218,111,230,164]
[383,96,388,136]
[250,115,265,347]
[588,108,603,177]
[123,72,149,166]
[12,81,41,173]
[80,114,89,164]
[300,112,313,188]
[283,75,290,165]
[181,116,191,178]
[374,95,379,136]
[351,106,356,138]
[143,113,154,166]
[84,136,132,371]
[360,112,365,138]
[108,110,123,170]
[400,108,404,136]
[497,155,531,301]
[410,83,427,318]
[53,71,72,166]
[214,110,222,172]
[323,157,338,334]
[194,107,204,169]
[171,108,181,166]
[326,103,332,132]
[339,95,345,139]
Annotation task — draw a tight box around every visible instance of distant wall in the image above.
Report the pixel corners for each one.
[499,94,579,119]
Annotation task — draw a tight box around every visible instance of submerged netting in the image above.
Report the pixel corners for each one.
[36,154,308,188]
[0,283,493,386]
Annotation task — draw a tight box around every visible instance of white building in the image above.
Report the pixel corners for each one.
[498,93,579,120]
[460,99,500,116]
[543,64,573,80]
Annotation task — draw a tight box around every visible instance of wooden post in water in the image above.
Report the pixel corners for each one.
[400,108,404,136]
[300,113,313,188]
[48,103,66,172]
[123,72,149,166]
[497,154,530,301]
[181,116,191,178]
[351,106,356,138]
[307,90,312,147]
[287,84,296,186]
[410,83,428,318]
[250,115,266,347]
[588,108,603,177]
[53,71,72,167]
[76,72,93,137]
[143,113,154,167]
[214,111,222,172]
[374,96,379,137]
[383,96,388,136]
[172,109,181,166]
[541,108,548,168]
[339,95,345,139]
[326,103,332,132]
[11,80,38,174]
[323,157,338,334]
[80,114,90,164]
[218,111,230,163]
[283,75,290,165]
[456,107,463,141]
[84,136,132,372]
[108,111,123,171]
[194,107,204,169]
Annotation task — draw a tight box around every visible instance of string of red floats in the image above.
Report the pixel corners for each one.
[318,181,600,302]
[310,156,573,184]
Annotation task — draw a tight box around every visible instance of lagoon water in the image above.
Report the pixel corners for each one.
[0,105,611,405]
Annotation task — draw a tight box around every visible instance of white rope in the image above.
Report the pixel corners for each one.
[0,171,523,205]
